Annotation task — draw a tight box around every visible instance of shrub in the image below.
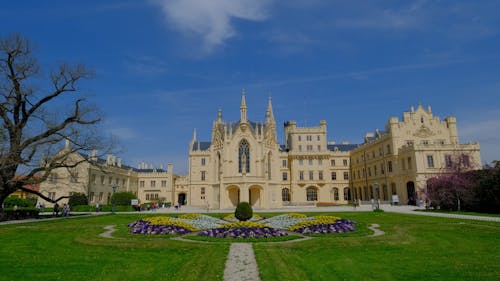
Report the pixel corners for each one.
[111,192,137,206]
[234,202,253,221]
[3,196,34,208]
[68,193,88,206]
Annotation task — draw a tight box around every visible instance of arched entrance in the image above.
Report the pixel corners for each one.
[406,181,416,205]
[178,193,186,205]
[249,185,262,207]
[227,186,240,207]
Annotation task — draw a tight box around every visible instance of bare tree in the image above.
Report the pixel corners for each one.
[0,34,110,209]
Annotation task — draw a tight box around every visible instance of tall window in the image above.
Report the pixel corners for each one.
[343,187,351,201]
[309,171,314,180]
[445,155,452,168]
[407,157,412,170]
[161,180,167,187]
[331,159,336,166]
[282,188,290,201]
[238,140,250,173]
[343,159,348,166]
[318,171,323,180]
[282,159,287,167]
[150,180,156,187]
[139,181,145,188]
[201,171,206,181]
[462,155,470,167]
[306,187,318,201]
[299,171,304,180]
[201,158,206,166]
[331,171,337,180]
[333,188,339,201]
[343,171,349,180]
[308,159,313,165]
[427,155,434,168]
[388,161,393,172]
[201,187,205,200]
[282,172,288,181]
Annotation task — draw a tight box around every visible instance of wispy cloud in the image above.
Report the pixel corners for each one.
[152,0,272,53]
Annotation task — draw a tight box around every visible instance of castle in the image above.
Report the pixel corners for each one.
[38,92,481,209]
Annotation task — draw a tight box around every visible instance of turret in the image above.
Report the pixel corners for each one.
[240,88,247,123]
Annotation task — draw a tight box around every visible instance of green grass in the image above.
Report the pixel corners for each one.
[415,209,500,217]
[0,212,499,280]
[254,212,500,281]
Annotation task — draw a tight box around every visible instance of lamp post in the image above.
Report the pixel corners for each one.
[111,185,118,214]
[374,182,380,210]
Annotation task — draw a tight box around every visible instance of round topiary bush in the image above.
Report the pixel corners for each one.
[234,201,253,221]
[68,193,88,206]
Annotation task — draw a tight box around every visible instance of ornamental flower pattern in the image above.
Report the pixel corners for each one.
[128,213,356,238]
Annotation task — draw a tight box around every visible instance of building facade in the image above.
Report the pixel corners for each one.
[38,93,481,209]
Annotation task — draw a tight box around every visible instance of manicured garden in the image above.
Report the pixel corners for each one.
[0,212,498,280]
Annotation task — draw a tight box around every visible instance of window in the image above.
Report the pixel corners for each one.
[368,167,372,177]
[201,187,205,200]
[445,155,452,168]
[238,140,250,173]
[299,159,303,166]
[161,180,167,187]
[333,188,339,201]
[318,159,322,165]
[309,171,314,180]
[307,135,312,141]
[317,145,321,151]
[308,159,313,165]
[343,172,349,180]
[462,155,470,167]
[201,158,206,166]
[115,178,119,185]
[407,157,412,170]
[331,171,337,180]
[69,172,78,183]
[306,187,318,201]
[282,172,288,181]
[388,161,393,172]
[282,188,290,201]
[201,171,206,181]
[299,171,304,181]
[99,192,103,201]
[139,181,145,188]
[391,183,397,195]
[343,187,351,201]
[282,159,287,167]
[427,155,434,168]
[331,159,336,166]
[343,159,348,166]
[89,192,94,202]
[379,147,383,156]
[319,171,323,180]
[374,165,378,176]
[100,175,105,184]
[122,179,126,186]
[298,145,302,151]
[91,174,96,184]
[402,159,406,170]
[150,180,156,187]
[48,192,56,200]
[307,145,313,151]
[317,135,320,141]
[381,163,385,174]
[357,170,360,179]
[49,173,58,184]
[362,168,366,177]
[298,136,302,141]
[386,144,391,154]
[108,177,112,184]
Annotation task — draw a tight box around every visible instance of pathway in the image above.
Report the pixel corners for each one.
[99,225,117,238]
[224,243,261,281]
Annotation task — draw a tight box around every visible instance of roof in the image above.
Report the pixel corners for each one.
[135,169,167,173]
[327,144,359,152]
[192,141,212,151]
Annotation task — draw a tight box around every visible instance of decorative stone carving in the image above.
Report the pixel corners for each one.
[413,125,435,138]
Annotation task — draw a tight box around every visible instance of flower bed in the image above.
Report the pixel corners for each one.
[128,214,356,237]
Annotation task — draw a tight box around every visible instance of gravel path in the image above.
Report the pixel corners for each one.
[224,243,261,281]
[99,225,117,238]
[368,223,384,237]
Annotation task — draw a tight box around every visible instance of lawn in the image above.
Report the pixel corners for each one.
[0,212,499,281]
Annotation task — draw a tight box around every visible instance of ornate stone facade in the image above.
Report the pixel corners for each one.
[38,94,481,209]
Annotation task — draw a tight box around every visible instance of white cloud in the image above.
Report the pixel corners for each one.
[459,111,500,165]
[153,0,271,53]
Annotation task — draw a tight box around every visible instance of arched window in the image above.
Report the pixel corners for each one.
[282,188,290,202]
[239,140,250,173]
[332,188,339,201]
[343,187,350,201]
[306,187,318,201]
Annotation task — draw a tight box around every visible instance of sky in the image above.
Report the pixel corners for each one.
[2,0,500,174]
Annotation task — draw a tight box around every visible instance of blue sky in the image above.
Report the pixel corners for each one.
[2,0,500,174]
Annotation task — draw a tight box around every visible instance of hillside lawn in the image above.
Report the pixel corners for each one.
[0,212,498,280]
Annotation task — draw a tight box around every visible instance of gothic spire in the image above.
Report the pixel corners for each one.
[266,95,275,123]
[240,88,247,123]
[217,107,222,122]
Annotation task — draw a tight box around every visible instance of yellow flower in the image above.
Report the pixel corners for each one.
[288,213,307,218]
[142,216,198,231]
[288,216,340,231]
[179,213,201,219]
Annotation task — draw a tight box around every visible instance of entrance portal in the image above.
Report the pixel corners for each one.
[178,193,186,205]
[406,182,416,205]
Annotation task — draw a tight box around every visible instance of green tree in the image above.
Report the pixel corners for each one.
[111,192,137,206]
[68,193,88,206]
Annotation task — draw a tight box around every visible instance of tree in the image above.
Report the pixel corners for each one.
[425,153,478,211]
[0,34,108,210]
[68,192,88,206]
[234,201,253,221]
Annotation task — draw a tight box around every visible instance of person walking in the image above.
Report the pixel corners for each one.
[53,203,59,216]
